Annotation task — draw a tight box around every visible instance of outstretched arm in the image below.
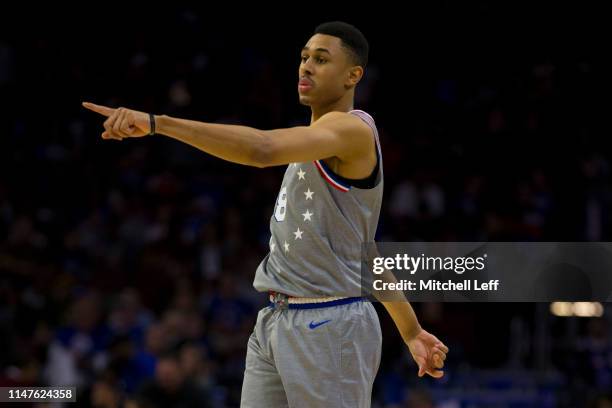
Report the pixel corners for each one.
[82,102,372,168]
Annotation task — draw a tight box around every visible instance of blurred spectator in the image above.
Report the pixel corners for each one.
[135,352,210,408]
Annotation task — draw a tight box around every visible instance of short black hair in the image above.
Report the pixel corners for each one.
[314,21,369,67]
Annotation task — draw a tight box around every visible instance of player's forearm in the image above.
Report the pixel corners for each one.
[368,245,422,342]
[371,270,422,342]
[155,115,270,167]
[380,299,422,343]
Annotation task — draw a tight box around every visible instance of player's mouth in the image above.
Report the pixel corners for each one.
[298,77,314,93]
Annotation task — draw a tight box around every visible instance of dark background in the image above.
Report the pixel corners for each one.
[1,4,611,407]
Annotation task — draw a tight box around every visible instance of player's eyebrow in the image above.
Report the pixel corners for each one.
[302,46,332,55]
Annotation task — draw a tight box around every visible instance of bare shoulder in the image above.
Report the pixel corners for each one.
[312,111,374,161]
[312,111,372,138]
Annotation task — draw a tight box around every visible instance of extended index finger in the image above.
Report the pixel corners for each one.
[82,101,115,117]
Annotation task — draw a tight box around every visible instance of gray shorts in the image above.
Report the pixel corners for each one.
[240,299,382,408]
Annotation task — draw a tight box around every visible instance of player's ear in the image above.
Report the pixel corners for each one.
[345,65,364,89]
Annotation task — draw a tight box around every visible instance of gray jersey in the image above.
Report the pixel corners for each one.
[254,110,383,297]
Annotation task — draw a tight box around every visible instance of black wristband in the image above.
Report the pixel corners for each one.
[148,113,156,136]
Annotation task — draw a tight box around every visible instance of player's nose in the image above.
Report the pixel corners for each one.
[299,67,312,78]
[300,62,314,77]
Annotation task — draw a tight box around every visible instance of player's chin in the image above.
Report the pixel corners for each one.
[298,94,313,106]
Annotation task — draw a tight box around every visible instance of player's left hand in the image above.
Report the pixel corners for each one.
[406,328,448,379]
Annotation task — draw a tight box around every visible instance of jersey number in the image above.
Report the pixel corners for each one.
[274,186,288,222]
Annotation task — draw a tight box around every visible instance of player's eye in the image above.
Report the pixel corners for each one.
[301,55,308,63]
[316,57,327,64]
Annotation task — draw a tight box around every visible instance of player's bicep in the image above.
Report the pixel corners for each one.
[260,113,370,166]
[260,126,343,166]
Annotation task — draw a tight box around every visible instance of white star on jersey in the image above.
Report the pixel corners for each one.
[297,169,306,180]
[283,241,290,252]
[293,228,303,240]
[302,209,313,221]
[304,188,314,200]
[270,241,276,252]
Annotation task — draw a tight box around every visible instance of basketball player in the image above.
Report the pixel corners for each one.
[83,21,448,408]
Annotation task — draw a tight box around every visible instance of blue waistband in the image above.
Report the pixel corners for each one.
[269,296,365,310]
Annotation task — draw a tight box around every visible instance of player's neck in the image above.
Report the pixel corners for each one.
[310,94,354,123]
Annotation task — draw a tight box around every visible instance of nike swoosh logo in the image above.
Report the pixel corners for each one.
[308,319,332,330]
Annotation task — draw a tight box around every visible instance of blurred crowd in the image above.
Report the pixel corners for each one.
[1,7,611,408]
